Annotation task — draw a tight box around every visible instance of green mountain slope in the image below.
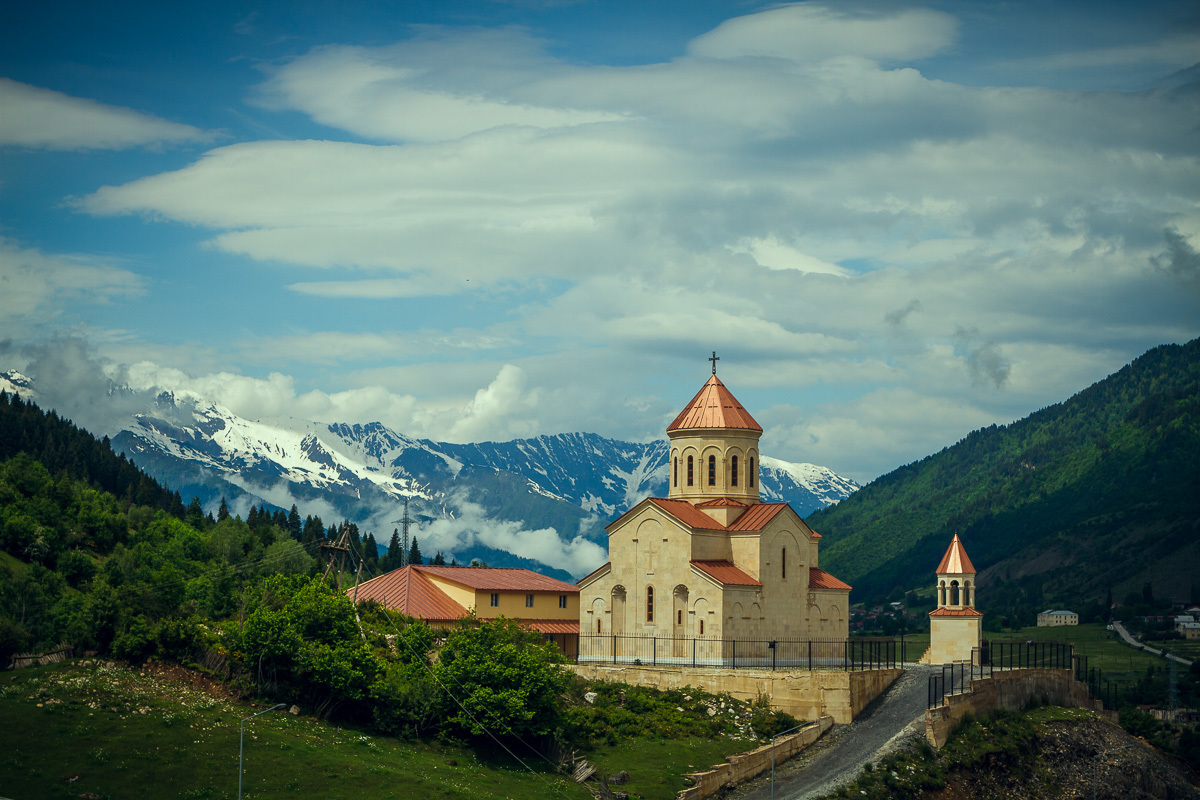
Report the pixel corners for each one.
[811,339,1200,606]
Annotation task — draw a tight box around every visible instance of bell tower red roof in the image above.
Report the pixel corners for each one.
[935,533,976,575]
[667,374,762,432]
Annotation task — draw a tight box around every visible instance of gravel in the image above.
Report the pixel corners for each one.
[729,665,935,800]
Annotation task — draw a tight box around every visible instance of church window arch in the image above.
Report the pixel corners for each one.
[950,580,960,606]
[687,456,694,486]
[782,547,787,580]
[731,455,739,487]
[963,580,972,606]
[749,457,755,487]
[596,618,601,634]
[646,586,655,622]
[939,580,947,606]
[699,619,705,635]
[708,455,716,486]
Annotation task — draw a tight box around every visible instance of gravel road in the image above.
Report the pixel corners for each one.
[728,665,935,800]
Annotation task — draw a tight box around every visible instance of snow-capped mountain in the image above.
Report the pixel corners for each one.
[2,370,858,577]
[0,370,35,399]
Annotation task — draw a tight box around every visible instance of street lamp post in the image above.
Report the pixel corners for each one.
[239,703,288,800]
[771,721,815,800]
[1092,743,1134,800]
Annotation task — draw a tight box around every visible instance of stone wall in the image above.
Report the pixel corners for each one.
[570,664,901,724]
[925,668,1109,748]
[677,715,833,800]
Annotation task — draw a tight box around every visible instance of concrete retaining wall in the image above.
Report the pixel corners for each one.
[570,664,901,724]
[677,715,834,800]
[925,668,1109,748]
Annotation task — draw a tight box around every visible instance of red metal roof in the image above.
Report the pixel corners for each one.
[935,534,976,575]
[646,498,728,530]
[496,619,580,635]
[808,568,851,591]
[696,497,747,507]
[416,565,579,593]
[691,560,762,586]
[350,565,468,621]
[929,607,983,617]
[727,502,788,531]
[667,375,763,432]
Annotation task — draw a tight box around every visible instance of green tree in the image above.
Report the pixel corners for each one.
[435,617,570,740]
[407,536,422,567]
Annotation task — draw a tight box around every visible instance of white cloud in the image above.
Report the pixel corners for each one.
[687,4,958,64]
[0,78,210,150]
[413,493,606,577]
[0,238,144,335]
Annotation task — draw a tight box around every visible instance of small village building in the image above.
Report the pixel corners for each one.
[577,368,851,659]
[921,534,983,664]
[1175,615,1197,633]
[1037,609,1079,627]
[1181,622,1200,640]
[350,564,580,655]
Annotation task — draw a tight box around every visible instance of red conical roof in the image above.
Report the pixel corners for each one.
[667,375,762,432]
[935,534,976,575]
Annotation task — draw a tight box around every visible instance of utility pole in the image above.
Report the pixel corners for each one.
[391,498,413,567]
[319,524,351,590]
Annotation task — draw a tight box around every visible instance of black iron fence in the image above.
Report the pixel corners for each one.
[927,639,1077,709]
[574,635,904,671]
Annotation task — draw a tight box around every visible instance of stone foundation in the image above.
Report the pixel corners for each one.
[925,668,1110,748]
[570,664,901,724]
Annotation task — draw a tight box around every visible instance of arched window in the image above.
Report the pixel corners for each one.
[731,455,739,486]
[708,455,716,486]
[939,581,946,606]
[699,619,705,635]
[749,457,755,487]
[963,581,972,607]
[782,547,787,579]
[677,610,682,625]
[646,586,655,622]
[687,456,694,486]
[673,457,677,487]
[596,618,601,634]
[950,580,960,606]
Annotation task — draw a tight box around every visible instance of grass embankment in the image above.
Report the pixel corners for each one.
[0,660,740,800]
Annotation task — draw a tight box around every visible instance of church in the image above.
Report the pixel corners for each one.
[578,363,851,648]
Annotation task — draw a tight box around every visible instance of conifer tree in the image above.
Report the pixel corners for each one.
[408,537,423,567]
[384,530,402,571]
[432,551,446,566]
[217,497,230,522]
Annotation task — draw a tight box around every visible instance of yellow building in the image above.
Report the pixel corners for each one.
[578,369,851,658]
[350,564,580,654]
[922,534,983,664]
[1036,609,1078,627]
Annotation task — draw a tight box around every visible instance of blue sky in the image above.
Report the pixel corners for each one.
[2,0,1198,483]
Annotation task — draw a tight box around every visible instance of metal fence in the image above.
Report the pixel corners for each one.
[574,635,904,671]
[927,639,1077,709]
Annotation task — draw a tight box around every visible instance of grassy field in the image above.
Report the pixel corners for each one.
[0,660,744,800]
[985,623,1165,678]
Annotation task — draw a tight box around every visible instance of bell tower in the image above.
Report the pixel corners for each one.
[665,353,762,507]
[922,533,984,664]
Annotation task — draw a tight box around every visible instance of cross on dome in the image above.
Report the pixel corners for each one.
[710,351,720,375]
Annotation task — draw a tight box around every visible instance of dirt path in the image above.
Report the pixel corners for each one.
[728,665,934,800]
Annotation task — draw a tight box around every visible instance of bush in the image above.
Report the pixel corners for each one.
[112,615,155,663]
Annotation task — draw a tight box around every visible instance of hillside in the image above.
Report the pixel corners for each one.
[812,339,1200,606]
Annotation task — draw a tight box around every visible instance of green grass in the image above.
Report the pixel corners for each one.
[0,660,754,800]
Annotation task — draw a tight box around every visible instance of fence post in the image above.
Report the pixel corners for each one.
[732,639,736,669]
[692,637,696,668]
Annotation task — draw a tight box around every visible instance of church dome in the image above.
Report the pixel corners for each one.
[667,374,762,433]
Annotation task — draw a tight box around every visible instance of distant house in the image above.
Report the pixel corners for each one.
[349,564,580,655]
[1037,609,1078,627]
[1174,615,1197,633]
[1181,623,1200,641]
